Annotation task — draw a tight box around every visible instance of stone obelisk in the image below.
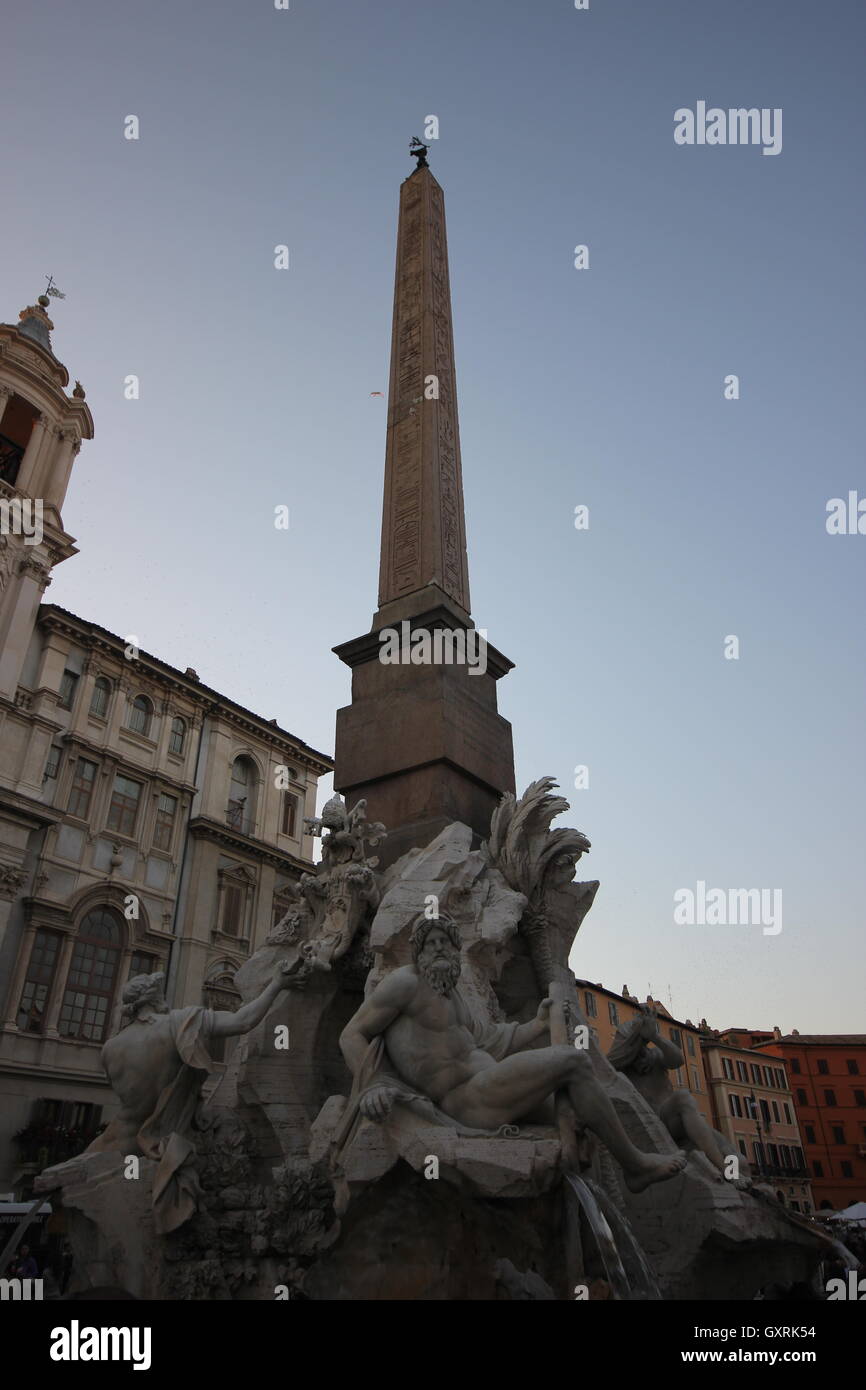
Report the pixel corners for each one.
[333,144,515,865]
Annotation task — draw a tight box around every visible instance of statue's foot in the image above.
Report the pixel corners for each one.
[623,1150,686,1193]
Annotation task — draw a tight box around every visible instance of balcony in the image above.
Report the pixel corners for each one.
[754,1164,810,1180]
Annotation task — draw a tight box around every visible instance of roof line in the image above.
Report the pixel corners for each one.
[39,603,333,768]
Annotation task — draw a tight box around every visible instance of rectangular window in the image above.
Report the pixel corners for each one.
[775,1069,785,1088]
[841,1161,853,1179]
[768,1143,779,1165]
[792,1146,805,1169]
[281,792,297,838]
[813,1160,823,1178]
[754,1142,765,1167]
[222,884,243,937]
[607,1001,618,1026]
[763,1066,773,1087]
[58,669,79,710]
[760,1099,771,1124]
[670,1027,681,1045]
[584,991,597,1018]
[723,1057,734,1081]
[691,1066,701,1092]
[797,1088,807,1105]
[17,930,61,1032]
[152,793,177,851]
[687,1034,695,1057]
[68,758,98,819]
[825,1089,836,1106]
[772,1101,780,1123]
[817,1059,829,1075]
[832,1125,845,1145]
[106,774,142,837]
[783,1103,791,1124]
[44,744,62,780]
[89,680,109,718]
[728,1093,742,1118]
[791,1057,801,1074]
[847,1059,860,1075]
[737,1138,747,1157]
[129,951,157,978]
[854,1090,866,1107]
[737,1061,749,1082]
[805,1125,816,1144]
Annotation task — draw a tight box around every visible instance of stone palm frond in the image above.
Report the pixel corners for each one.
[484,777,590,903]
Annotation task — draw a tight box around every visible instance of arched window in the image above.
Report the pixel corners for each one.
[89,677,111,718]
[227,756,257,835]
[126,694,153,737]
[58,907,123,1042]
[169,717,186,755]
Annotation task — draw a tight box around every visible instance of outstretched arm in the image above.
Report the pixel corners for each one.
[650,1035,685,1070]
[209,958,306,1039]
[509,998,553,1052]
[339,967,418,1076]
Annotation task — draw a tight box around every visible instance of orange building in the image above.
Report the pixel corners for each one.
[576,981,713,1127]
[748,1031,866,1212]
[702,1030,812,1212]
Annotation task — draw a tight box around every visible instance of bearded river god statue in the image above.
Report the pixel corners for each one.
[38,960,310,1234]
[337,914,686,1194]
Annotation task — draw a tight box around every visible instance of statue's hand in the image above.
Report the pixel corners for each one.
[275,957,310,991]
[360,1085,399,1122]
[536,997,553,1023]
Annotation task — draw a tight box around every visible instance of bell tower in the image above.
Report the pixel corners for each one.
[0,293,93,701]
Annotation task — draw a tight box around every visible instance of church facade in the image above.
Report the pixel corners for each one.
[0,296,331,1197]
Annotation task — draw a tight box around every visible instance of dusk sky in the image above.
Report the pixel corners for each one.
[3,0,863,1032]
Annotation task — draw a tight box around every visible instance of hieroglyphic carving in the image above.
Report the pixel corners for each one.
[379,169,470,612]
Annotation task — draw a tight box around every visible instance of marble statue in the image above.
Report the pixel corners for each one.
[272,794,384,971]
[607,1008,734,1179]
[339,913,686,1193]
[81,960,308,1233]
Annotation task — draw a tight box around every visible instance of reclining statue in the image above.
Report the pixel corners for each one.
[73,959,308,1233]
[339,915,686,1193]
[607,1008,735,1179]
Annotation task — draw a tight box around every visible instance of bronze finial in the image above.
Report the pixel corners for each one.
[409,137,429,169]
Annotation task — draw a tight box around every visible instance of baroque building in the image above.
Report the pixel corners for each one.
[749,1028,866,1212]
[0,297,331,1196]
[702,1029,813,1213]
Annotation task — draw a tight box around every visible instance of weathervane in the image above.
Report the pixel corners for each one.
[409,137,429,170]
[44,275,66,300]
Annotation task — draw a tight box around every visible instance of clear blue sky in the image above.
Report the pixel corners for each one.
[3,0,864,1032]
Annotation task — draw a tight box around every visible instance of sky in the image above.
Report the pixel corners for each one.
[3,0,864,1032]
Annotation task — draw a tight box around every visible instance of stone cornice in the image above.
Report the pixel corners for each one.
[60,733,198,798]
[0,786,64,831]
[187,815,312,875]
[333,603,514,681]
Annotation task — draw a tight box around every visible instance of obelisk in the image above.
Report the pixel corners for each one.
[333,143,515,865]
